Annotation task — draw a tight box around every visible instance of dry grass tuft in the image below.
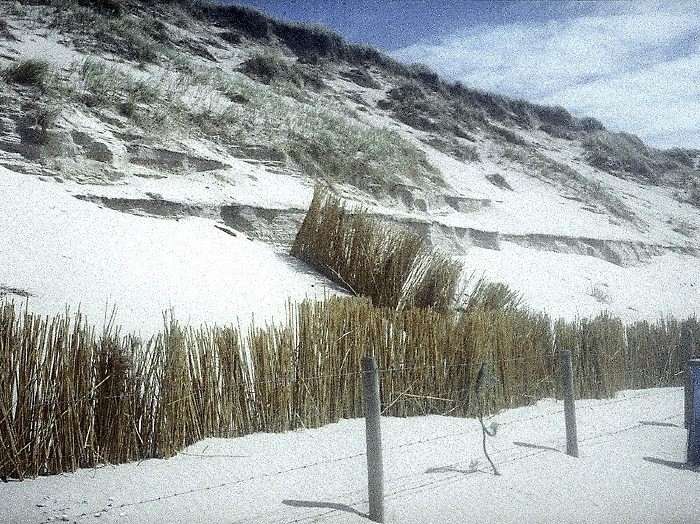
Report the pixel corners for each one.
[461,277,524,312]
[291,187,462,310]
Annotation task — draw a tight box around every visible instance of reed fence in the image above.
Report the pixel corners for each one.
[0,299,697,479]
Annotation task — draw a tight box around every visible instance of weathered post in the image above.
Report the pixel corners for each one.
[685,367,691,429]
[560,350,579,458]
[687,359,700,466]
[362,356,384,523]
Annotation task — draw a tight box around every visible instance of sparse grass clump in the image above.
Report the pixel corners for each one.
[486,173,513,191]
[49,5,166,63]
[589,284,611,305]
[291,187,462,310]
[687,185,700,208]
[211,4,272,39]
[283,105,439,187]
[489,124,527,146]
[2,59,51,87]
[78,0,124,16]
[73,57,161,109]
[670,218,696,237]
[28,103,61,143]
[501,145,637,224]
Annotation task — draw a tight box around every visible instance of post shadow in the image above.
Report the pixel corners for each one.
[643,456,699,472]
[282,499,369,519]
[425,465,480,475]
[513,441,561,453]
[639,420,681,428]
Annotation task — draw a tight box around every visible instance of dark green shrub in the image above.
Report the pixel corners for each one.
[241,52,303,87]
[406,63,441,89]
[0,17,9,35]
[664,148,695,168]
[273,22,344,60]
[539,124,574,140]
[338,67,380,89]
[77,0,123,16]
[583,132,657,180]
[35,105,60,134]
[208,4,271,39]
[197,0,611,137]
[459,88,511,123]
[142,16,170,45]
[533,104,573,128]
[120,27,160,63]
[687,186,700,208]
[486,173,513,191]
[3,59,50,87]
[21,102,61,144]
[388,81,426,103]
[219,30,241,45]
[0,17,14,41]
[578,116,605,132]
[489,124,527,146]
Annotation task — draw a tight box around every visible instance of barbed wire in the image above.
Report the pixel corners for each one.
[0,370,680,434]
[299,411,686,523]
[5,382,681,477]
[580,412,684,447]
[6,357,553,412]
[5,361,474,410]
[27,386,685,524]
[5,355,683,412]
[46,448,369,524]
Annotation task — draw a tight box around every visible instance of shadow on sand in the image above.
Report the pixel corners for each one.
[425,465,480,475]
[643,456,699,472]
[282,499,368,519]
[639,420,681,428]
[513,441,561,453]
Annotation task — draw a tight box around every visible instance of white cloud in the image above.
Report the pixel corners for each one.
[390,2,700,149]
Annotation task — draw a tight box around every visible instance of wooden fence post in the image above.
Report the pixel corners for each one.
[685,365,692,429]
[362,356,384,522]
[687,359,700,466]
[560,350,579,458]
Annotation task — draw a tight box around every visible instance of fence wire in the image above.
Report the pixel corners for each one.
[34,388,686,524]
[290,410,686,523]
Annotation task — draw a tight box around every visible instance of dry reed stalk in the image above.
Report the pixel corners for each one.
[625,318,690,388]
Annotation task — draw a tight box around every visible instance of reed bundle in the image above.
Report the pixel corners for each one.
[291,187,462,310]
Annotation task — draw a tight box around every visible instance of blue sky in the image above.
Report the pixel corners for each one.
[227,1,700,149]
